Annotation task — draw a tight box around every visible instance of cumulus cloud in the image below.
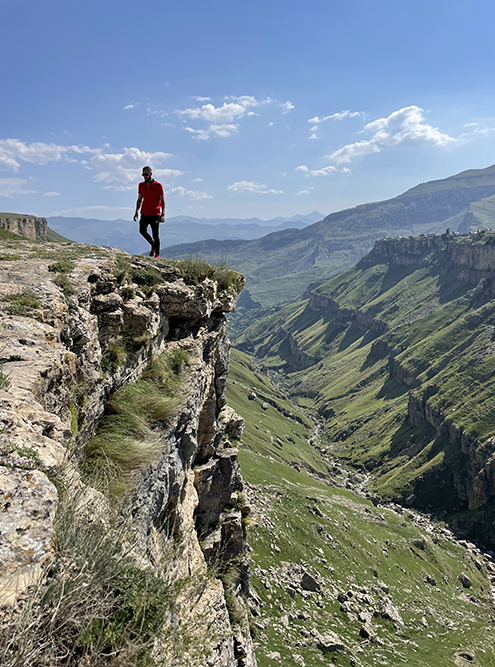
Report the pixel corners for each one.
[167,186,213,200]
[0,139,73,171]
[329,106,455,165]
[0,177,37,197]
[43,191,60,197]
[296,190,310,195]
[193,178,203,182]
[192,96,212,101]
[123,104,135,110]
[176,95,294,139]
[296,163,349,177]
[227,181,284,194]
[89,147,179,191]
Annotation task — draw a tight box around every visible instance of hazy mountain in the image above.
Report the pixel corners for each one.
[47,211,323,253]
[163,164,495,314]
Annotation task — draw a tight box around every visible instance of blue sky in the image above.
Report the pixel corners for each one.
[2,0,495,221]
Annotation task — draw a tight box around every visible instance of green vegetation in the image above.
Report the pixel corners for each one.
[0,229,25,241]
[240,448,495,667]
[0,290,41,317]
[84,347,190,496]
[236,232,495,539]
[0,485,179,667]
[0,366,11,390]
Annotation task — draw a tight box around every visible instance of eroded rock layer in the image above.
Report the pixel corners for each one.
[0,240,256,666]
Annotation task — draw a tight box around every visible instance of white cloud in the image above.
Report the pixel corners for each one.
[184,123,239,140]
[43,191,60,197]
[295,165,309,172]
[193,178,203,182]
[227,181,284,194]
[309,110,364,124]
[176,95,294,139]
[309,166,338,176]
[192,96,212,101]
[183,127,211,141]
[167,186,213,200]
[309,133,318,140]
[296,190,310,195]
[89,147,179,191]
[0,139,72,171]
[329,106,455,165]
[123,104,135,110]
[268,122,275,127]
[176,98,259,123]
[0,177,37,197]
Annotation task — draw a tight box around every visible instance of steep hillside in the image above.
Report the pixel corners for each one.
[237,230,495,546]
[226,350,495,667]
[164,164,495,317]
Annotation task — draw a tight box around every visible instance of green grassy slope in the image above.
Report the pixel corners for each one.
[235,232,495,543]
[227,352,495,667]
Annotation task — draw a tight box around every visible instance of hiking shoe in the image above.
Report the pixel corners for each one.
[149,246,155,256]
[154,253,160,259]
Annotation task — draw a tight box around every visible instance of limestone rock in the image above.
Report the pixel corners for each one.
[315,630,346,653]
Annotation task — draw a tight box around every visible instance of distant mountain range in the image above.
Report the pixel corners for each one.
[163,164,495,318]
[47,211,324,254]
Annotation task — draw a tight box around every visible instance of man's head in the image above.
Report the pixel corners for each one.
[142,166,153,182]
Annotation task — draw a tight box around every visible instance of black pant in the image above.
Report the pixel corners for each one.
[139,215,160,255]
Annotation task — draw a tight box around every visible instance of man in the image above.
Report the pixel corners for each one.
[133,166,165,258]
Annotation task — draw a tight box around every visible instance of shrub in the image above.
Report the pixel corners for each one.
[168,257,244,293]
[53,273,76,297]
[114,255,132,284]
[101,339,127,374]
[48,259,75,273]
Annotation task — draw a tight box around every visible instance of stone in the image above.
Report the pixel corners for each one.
[376,601,403,626]
[359,622,376,641]
[301,570,321,592]
[315,630,346,654]
[266,651,281,661]
[459,573,472,588]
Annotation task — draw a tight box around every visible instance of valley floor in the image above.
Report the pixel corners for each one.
[227,350,495,667]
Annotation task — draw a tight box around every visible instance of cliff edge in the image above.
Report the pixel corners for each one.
[0,239,256,666]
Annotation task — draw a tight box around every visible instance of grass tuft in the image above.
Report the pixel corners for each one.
[84,347,190,496]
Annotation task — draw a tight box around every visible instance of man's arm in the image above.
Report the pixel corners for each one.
[133,193,143,221]
[159,194,165,222]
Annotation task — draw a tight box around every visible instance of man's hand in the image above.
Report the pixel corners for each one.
[160,214,165,222]
[133,213,139,222]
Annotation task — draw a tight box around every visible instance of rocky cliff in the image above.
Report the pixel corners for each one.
[0,213,49,240]
[0,239,256,666]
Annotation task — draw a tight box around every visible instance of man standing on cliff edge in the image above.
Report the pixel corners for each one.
[133,166,165,258]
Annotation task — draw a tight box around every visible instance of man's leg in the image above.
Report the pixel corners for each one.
[150,220,160,257]
[139,216,155,251]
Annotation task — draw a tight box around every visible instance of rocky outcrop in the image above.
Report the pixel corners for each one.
[0,240,255,666]
[308,292,388,334]
[0,214,49,240]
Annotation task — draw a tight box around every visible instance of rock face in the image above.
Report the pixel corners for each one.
[0,240,255,666]
[0,214,49,240]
